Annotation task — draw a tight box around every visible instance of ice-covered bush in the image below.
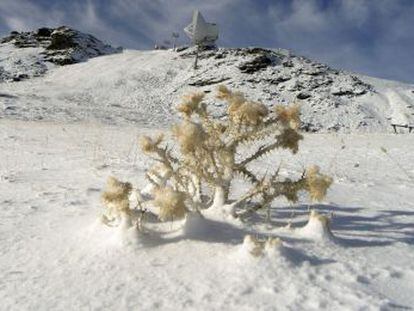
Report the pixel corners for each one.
[101,176,134,227]
[101,86,332,229]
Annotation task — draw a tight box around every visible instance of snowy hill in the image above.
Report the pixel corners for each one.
[0,26,121,82]
[1,33,414,132]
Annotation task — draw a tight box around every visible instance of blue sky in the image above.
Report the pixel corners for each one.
[1,0,414,83]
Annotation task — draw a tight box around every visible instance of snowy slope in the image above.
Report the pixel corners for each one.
[1,120,413,310]
[1,45,414,132]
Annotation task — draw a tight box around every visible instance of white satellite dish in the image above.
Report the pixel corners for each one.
[184,10,218,46]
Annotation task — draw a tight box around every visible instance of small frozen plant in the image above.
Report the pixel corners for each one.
[242,235,282,257]
[100,86,332,231]
[101,176,134,228]
[152,186,187,221]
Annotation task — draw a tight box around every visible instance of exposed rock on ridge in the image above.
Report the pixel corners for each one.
[179,47,376,132]
[1,26,122,65]
[0,26,122,81]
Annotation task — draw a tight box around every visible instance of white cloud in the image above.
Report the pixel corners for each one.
[0,0,64,31]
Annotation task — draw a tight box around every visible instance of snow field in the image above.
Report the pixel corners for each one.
[1,120,413,310]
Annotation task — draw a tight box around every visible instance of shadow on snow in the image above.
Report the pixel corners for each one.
[270,204,414,248]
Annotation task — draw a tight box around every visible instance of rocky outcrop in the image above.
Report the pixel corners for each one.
[179,47,376,132]
[1,26,122,67]
[238,55,271,73]
[0,26,122,82]
[296,92,311,100]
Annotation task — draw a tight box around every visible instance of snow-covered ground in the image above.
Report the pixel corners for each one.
[1,119,413,310]
[1,48,414,132]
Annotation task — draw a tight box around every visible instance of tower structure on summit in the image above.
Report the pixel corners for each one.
[184,10,218,47]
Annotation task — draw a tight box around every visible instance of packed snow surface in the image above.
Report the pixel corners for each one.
[1,120,414,310]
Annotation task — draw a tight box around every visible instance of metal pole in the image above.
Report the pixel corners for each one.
[194,45,199,70]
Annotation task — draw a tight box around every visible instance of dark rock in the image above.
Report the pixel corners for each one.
[36,28,53,37]
[303,69,324,76]
[358,120,368,127]
[239,55,273,74]
[14,39,38,48]
[47,30,77,50]
[275,75,291,83]
[327,124,343,131]
[0,93,18,99]
[178,46,218,59]
[301,122,321,132]
[175,46,189,52]
[17,73,29,80]
[188,77,231,87]
[332,89,356,96]
[282,60,294,67]
[243,47,273,55]
[296,92,311,100]
[245,78,258,83]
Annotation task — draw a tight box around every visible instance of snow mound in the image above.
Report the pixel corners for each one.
[181,212,243,242]
[296,210,335,241]
[236,234,317,269]
[182,212,211,238]
[90,217,142,248]
[241,234,284,258]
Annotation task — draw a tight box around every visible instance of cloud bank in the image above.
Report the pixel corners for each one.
[1,0,414,83]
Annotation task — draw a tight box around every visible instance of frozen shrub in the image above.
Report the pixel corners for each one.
[153,186,187,221]
[177,92,205,117]
[101,176,133,227]
[275,105,300,130]
[306,166,333,202]
[139,134,164,153]
[172,121,206,154]
[101,86,332,227]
